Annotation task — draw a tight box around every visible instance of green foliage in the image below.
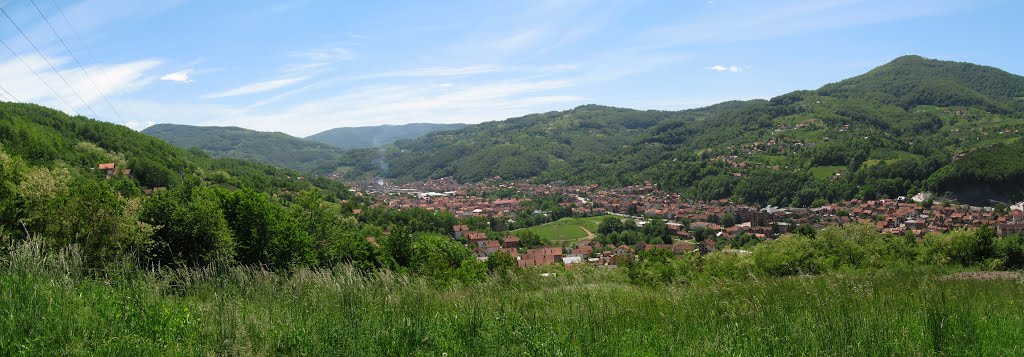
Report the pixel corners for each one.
[358,207,457,235]
[143,124,352,173]
[454,259,488,284]
[142,177,235,267]
[220,189,315,269]
[486,251,517,273]
[598,216,622,235]
[381,228,414,269]
[6,246,1024,356]
[752,234,821,276]
[625,248,677,286]
[410,234,471,279]
[701,251,754,279]
[927,140,1024,200]
[994,234,1024,269]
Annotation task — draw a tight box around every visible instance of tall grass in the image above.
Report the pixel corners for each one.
[2,240,1023,355]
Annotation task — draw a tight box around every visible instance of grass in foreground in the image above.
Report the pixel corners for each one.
[2,244,1024,356]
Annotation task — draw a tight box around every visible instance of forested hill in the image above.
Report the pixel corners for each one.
[0,101,371,269]
[324,55,1024,205]
[0,102,350,199]
[305,123,466,149]
[143,124,348,172]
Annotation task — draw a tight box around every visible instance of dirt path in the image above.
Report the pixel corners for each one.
[579,226,595,240]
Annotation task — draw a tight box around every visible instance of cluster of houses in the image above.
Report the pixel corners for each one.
[347,176,1024,268]
[453,221,711,268]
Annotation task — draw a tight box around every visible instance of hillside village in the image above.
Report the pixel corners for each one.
[358,177,1024,267]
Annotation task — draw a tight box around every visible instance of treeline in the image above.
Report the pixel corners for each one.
[1,145,516,282]
[626,224,1024,285]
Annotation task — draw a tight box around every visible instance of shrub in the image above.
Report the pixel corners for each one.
[752,234,821,277]
[486,251,517,273]
[702,250,754,279]
[920,230,979,266]
[625,248,678,286]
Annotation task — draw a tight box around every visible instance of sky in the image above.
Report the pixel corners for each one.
[0,0,1022,137]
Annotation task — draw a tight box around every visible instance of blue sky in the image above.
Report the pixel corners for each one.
[0,0,1021,136]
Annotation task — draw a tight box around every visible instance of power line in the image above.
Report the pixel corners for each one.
[49,0,125,121]
[31,0,122,121]
[0,36,78,114]
[1,7,98,118]
[0,84,19,102]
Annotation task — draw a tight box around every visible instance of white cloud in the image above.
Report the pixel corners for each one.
[125,120,156,131]
[160,69,192,83]
[190,78,583,136]
[706,65,743,72]
[201,76,309,99]
[0,53,160,117]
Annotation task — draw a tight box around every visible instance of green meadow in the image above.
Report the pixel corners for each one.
[513,215,612,242]
[3,240,1024,356]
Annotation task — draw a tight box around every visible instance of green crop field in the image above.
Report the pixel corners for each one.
[513,215,613,241]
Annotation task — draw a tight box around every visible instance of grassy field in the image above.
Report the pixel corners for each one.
[809,165,845,179]
[2,244,1024,355]
[513,215,612,241]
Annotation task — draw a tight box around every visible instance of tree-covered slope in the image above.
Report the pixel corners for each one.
[143,124,348,172]
[305,123,466,149]
[326,56,1024,205]
[0,103,350,199]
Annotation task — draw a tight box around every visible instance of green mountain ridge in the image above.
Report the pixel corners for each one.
[322,55,1024,205]
[142,122,467,172]
[142,124,348,172]
[305,123,467,149]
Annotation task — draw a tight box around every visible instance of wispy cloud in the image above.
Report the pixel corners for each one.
[705,65,743,72]
[361,65,503,79]
[199,78,584,136]
[160,69,192,83]
[201,76,309,99]
[0,53,160,117]
[644,0,967,48]
[284,46,353,74]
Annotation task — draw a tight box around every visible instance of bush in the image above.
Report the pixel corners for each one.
[486,251,517,273]
[752,234,821,277]
[411,234,470,278]
[625,248,677,286]
[920,230,980,266]
[994,234,1024,270]
[701,251,754,279]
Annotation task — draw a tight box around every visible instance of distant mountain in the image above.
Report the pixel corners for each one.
[305,123,466,150]
[143,124,348,172]
[321,56,1024,205]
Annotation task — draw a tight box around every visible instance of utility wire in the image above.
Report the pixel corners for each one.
[49,0,124,121]
[31,0,122,121]
[1,7,98,118]
[0,84,19,102]
[0,36,78,114]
